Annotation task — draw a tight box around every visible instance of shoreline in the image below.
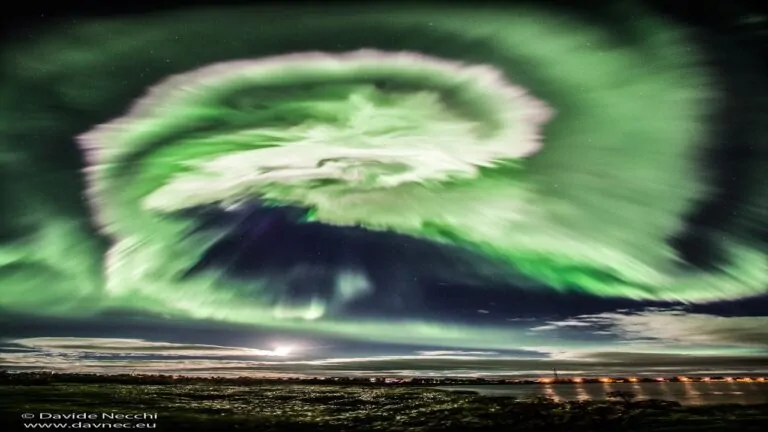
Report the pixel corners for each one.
[432,382,768,407]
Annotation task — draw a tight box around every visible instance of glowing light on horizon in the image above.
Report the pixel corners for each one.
[272,346,294,356]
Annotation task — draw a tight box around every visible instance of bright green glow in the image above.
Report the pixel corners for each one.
[0,5,766,347]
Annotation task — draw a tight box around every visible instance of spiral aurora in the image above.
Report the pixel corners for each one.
[0,4,766,336]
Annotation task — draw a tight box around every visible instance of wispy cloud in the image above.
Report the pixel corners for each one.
[524,308,768,352]
[529,320,594,331]
[416,350,499,357]
[562,310,768,348]
[5,337,289,357]
[2,349,765,377]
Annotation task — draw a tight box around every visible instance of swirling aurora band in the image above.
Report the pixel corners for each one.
[0,4,766,346]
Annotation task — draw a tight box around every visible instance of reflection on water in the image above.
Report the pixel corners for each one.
[659,381,672,401]
[542,384,557,399]
[574,383,589,401]
[629,383,645,401]
[439,382,768,406]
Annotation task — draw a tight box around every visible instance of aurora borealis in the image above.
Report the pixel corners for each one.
[1,1,767,376]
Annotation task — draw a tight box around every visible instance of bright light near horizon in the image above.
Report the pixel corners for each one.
[273,346,293,356]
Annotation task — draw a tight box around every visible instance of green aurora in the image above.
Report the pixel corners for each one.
[0,4,766,349]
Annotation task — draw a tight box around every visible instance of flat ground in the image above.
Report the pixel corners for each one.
[0,384,766,431]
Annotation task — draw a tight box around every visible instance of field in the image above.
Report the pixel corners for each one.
[1,383,767,431]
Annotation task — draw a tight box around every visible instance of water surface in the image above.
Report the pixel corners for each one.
[437,382,768,406]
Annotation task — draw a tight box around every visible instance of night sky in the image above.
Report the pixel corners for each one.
[1,0,766,378]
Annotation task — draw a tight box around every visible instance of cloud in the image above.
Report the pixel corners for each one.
[524,308,768,351]
[5,337,289,357]
[529,325,558,331]
[2,349,766,377]
[570,310,768,348]
[415,350,499,357]
[529,320,594,331]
